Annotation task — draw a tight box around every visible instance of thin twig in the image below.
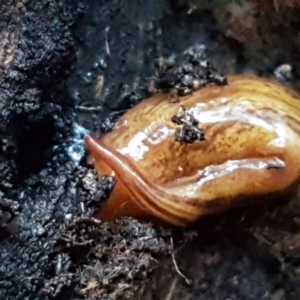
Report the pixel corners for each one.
[170,236,192,285]
[75,106,102,112]
[105,26,110,57]
[164,277,178,300]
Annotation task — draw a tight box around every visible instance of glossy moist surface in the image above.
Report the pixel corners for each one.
[86,75,300,226]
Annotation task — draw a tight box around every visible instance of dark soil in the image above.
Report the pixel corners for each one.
[1,0,300,299]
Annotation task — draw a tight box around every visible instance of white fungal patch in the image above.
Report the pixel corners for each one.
[66,123,90,164]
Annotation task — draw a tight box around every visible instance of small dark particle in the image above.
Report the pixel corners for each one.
[168,88,179,103]
[152,45,227,101]
[92,61,100,69]
[99,58,108,70]
[274,64,293,82]
[92,58,108,70]
[182,74,193,86]
[208,70,227,85]
[82,71,94,85]
[182,63,193,73]
[171,106,205,143]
